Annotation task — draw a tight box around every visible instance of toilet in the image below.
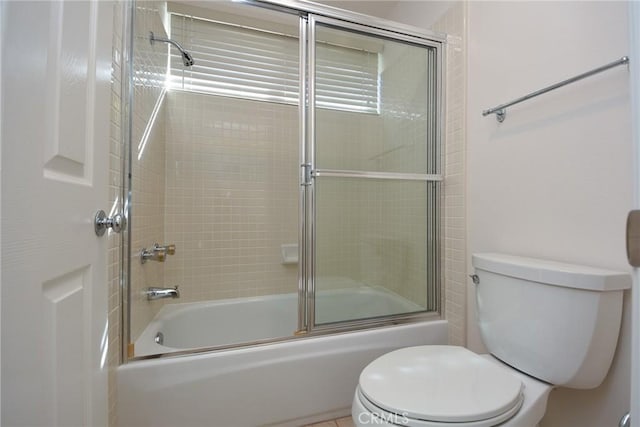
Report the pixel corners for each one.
[352,253,631,427]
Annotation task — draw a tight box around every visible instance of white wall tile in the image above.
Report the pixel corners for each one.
[162,91,299,302]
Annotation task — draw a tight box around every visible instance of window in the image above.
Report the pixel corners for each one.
[169,14,379,113]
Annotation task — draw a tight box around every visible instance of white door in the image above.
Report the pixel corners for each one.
[1,0,112,425]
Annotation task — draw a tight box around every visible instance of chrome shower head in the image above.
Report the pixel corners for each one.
[181,50,195,67]
[149,31,195,67]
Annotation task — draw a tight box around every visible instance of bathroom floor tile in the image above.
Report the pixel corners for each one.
[335,416,355,427]
[305,422,338,427]
[304,416,354,427]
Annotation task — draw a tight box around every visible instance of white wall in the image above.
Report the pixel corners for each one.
[466,2,632,426]
[385,1,454,31]
[315,0,399,21]
[316,1,452,30]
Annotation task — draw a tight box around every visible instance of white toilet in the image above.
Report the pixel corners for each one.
[352,253,631,427]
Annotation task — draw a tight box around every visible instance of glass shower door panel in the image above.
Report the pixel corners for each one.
[128,2,303,357]
[314,178,437,325]
[314,24,438,175]
[311,19,440,327]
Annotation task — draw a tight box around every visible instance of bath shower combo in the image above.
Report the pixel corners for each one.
[118,1,445,425]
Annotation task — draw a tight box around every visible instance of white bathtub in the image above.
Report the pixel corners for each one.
[135,286,427,356]
[118,287,448,427]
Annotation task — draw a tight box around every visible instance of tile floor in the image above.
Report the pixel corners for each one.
[305,416,355,427]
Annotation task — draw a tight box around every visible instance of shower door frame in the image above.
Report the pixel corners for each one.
[122,0,447,362]
[299,13,445,335]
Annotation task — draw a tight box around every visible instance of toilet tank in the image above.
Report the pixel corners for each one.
[472,253,630,389]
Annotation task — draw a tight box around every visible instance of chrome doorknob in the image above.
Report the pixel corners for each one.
[94,210,127,236]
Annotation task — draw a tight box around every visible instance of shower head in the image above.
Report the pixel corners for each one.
[181,50,195,67]
[149,31,195,67]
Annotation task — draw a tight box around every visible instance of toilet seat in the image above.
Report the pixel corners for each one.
[357,346,524,426]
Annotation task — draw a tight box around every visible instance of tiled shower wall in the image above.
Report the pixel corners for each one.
[128,3,170,342]
[162,66,435,308]
[108,1,169,424]
[432,2,467,346]
[376,42,433,306]
[314,42,434,307]
[163,91,299,303]
[315,109,384,286]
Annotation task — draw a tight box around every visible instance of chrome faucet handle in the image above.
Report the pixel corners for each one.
[141,244,166,263]
[140,243,176,264]
[153,243,175,255]
[160,244,176,255]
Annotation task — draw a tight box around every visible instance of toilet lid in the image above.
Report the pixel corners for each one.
[359,346,524,423]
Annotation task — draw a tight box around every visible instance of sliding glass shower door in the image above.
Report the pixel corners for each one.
[124,0,443,359]
[306,17,442,328]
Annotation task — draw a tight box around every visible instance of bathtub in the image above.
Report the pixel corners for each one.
[118,287,448,427]
[135,286,428,356]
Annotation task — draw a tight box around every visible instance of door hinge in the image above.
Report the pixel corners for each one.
[626,210,640,267]
[619,412,630,427]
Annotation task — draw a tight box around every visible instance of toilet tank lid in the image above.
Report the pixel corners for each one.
[472,253,631,292]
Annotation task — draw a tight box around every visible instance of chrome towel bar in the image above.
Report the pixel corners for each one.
[482,56,629,122]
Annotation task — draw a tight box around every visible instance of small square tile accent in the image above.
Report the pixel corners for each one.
[431,1,468,347]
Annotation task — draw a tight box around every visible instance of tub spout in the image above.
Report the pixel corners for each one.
[146,286,180,300]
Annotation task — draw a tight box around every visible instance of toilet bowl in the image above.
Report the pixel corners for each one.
[352,346,551,427]
[352,253,631,427]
